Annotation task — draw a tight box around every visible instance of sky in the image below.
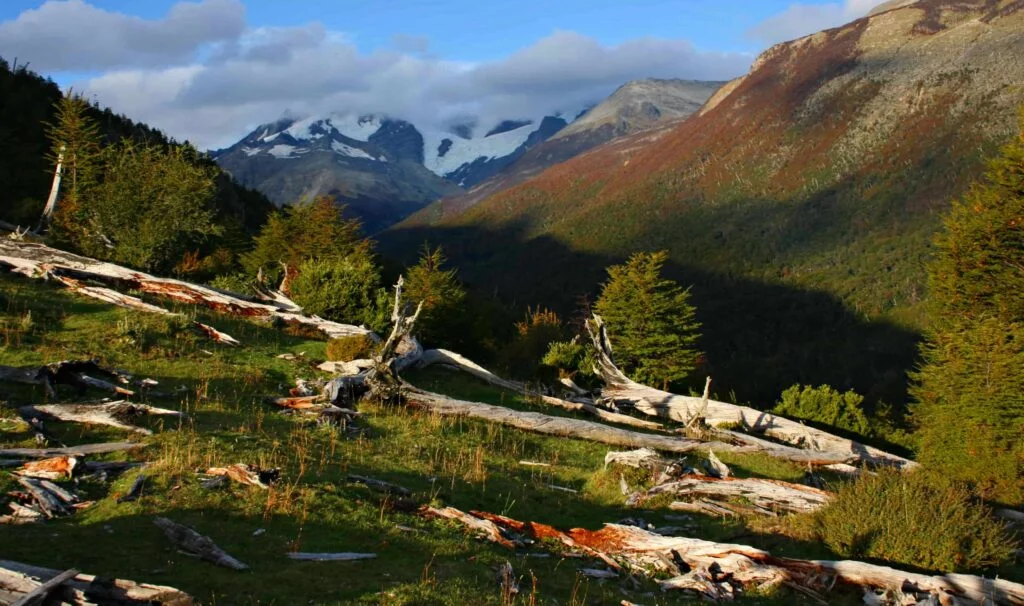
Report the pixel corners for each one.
[0,0,888,150]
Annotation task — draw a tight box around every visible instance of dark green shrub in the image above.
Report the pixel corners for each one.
[325,334,377,361]
[289,256,382,328]
[773,384,871,437]
[813,470,1014,572]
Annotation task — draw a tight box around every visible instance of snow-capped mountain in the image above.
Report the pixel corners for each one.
[212,110,581,230]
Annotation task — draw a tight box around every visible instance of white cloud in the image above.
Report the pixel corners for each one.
[746,0,889,46]
[0,0,244,71]
[0,1,752,149]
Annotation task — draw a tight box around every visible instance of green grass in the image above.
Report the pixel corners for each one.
[0,274,1014,604]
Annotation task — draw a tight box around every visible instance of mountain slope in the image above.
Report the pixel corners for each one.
[402,79,723,224]
[380,0,1024,406]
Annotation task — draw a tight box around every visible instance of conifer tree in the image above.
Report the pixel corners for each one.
[404,244,466,346]
[43,92,101,230]
[911,110,1024,505]
[595,250,701,389]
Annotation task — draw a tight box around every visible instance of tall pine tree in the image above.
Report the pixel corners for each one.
[595,250,701,389]
[404,244,466,347]
[911,109,1024,505]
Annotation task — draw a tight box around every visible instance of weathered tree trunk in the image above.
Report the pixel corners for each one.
[0,239,372,341]
[0,559,192,605]
[585,316,917,470]
[637,474,833,514]
[363,277,423,403]
[417,348,666,431]
[37,145,64,232]
[153,517,248,570]
[0,442,144,459]
[19,401,183,435]
[425,507,1024,605]
[14,456,79,480]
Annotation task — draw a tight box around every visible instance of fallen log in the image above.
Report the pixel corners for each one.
[14,477,76,518]
[0,359,130,398]
[347,474,412,496]
[0,442,144,459]
[0,238,371,340]
[203,464,277,489]
[0,559,192,605]
[19,401,183,435]
[153,517,248,570]
[10,567,79,606]
[585,316,917,470]
[427,507,1024,605]
[49,273,240,346]
[638,474,833,515]
[285,553,377,562]
[404,386,750,456]
[418,348,665,431]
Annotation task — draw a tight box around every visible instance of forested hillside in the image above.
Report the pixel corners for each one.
[0,58,275,236]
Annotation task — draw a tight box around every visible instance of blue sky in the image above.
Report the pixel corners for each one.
[0,0,883,148]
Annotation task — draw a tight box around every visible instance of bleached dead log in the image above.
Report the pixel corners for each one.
[404,386,749,455]
[318,359,373,376]
[10,566,79,606]
[153,517,248,570]
[668,499,741,517]
[347,474,411,496]
[14,477,76,518]
[637,474,833,515]
[418,348,665,431]
[0,502,44,525]
[704,450,730,479]
[49,273,239,346]
[0,559,192,605]
[604,448,663,470]
[286,552,377,562]
[0,441,143,459]
[19,401,182,435]
[422,506,515,549]
[429,507,1024,605]
[14,456,79,480]
[0,238,372,340]
[586,316,917,470]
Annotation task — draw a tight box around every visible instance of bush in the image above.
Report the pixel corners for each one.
[773,384,871,437]
[500,307,564,379]
[325,334,377,361]
[289,256,383,328]
[542,339,597,382]
[812,470,1015,572]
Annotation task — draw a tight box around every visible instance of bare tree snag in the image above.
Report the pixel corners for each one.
[38,145,64,232]
[0,239,372,340]
[0,559,193,605]
[417,349,666,431]
[153,517,248,570]
[0,442,144,459]
[404,386,748,455]
[585,316,917,470]
[19,401,183,435]
[425,507,1024,605]
[364,277,423,403]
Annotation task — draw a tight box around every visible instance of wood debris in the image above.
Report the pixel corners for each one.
[0,442,144,459]
[286,553,377,562]
[202,464,279,489]
[347,474,411,496]
[153,517,248,570]
[5,476,85,520]
[117,474,147,503]
[585,316,917,469]
[18,401,183,435]
[0,359,132,399]
[0,559,192,605]
[423,506,1024,605]
[14,455,78,480]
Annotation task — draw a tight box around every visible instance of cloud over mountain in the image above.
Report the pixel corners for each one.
[0,0,765,149]
[746,0,885,45]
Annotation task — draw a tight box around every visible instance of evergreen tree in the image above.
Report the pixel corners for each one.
[243,196,367,282]
[911,110,1024,505]
[44,92,101,231]
[404,244,466,346]
[75,140,222,272]
[595,250,702,389]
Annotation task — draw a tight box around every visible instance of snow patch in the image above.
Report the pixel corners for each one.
[331,140,381,161]
[332,115,382,142]
[285,117,327,141]
[267,144,304,159]
[241,147,261,157]
[422,122,535,177]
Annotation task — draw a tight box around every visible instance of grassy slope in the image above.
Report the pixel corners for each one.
[0,273,903,605]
